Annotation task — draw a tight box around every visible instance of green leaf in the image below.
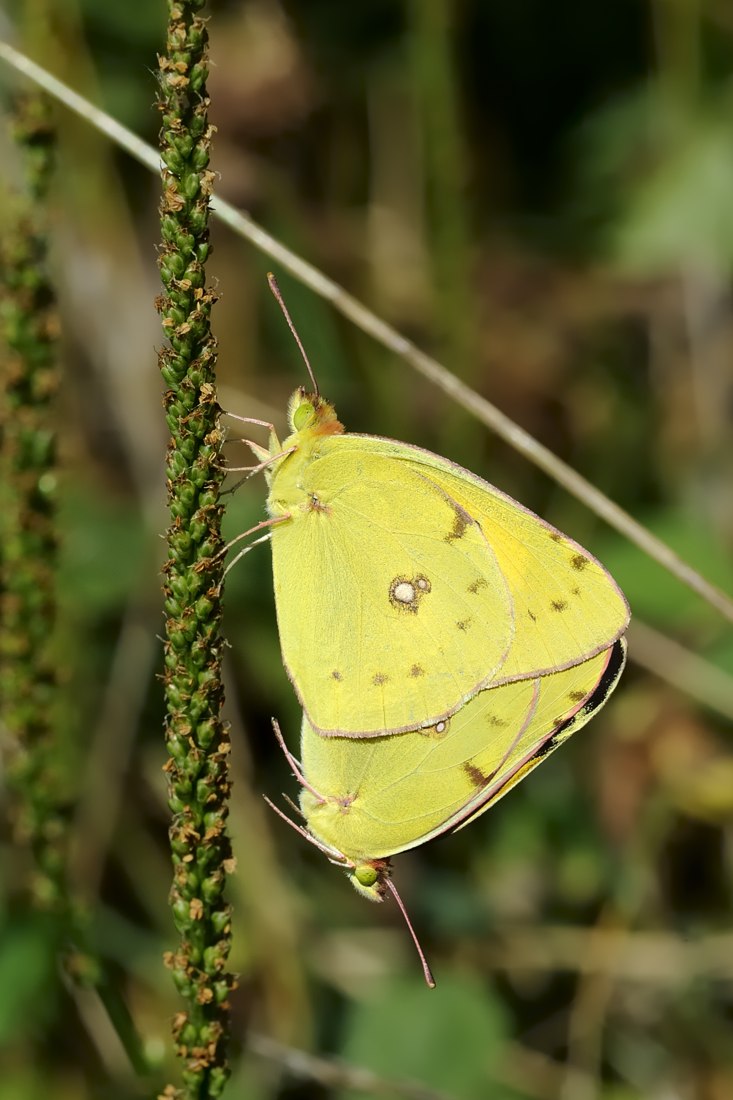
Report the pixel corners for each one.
[614,105,733,273]
[59,486,146,615]
[0,915,59,1043]
[338,974,511,1100]
[594,508,733,629]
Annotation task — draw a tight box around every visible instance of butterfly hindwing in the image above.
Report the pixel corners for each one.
[453,636,627,831]
[299,640,626,863]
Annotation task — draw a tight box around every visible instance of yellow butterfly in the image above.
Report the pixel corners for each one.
[245,277,629,739]
[269,639,627,987]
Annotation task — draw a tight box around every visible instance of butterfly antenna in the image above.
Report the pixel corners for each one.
[267,272,320,397]
[384,877,436,989]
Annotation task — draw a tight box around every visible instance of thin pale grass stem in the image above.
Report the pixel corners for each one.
[560,906,624,1100]
[251,1029,600,1100]
[1,41,731,623]
[70,594,159,902]
[627,620,733,722]
[249,1032,456,1100]
[481,925,733,981]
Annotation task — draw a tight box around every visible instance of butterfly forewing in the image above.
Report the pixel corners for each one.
[328,435,630,682]
[266,397,628,739]
[271,449,514,737]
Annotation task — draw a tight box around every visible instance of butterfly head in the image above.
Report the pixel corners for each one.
[347,858,391,902]
[287,388,344,437]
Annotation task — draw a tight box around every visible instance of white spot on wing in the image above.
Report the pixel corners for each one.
[393,581,416,604]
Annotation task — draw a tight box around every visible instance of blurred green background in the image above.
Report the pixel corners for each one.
[2,0,733,1097]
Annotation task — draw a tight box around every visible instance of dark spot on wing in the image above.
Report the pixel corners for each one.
[372,672,389,686]
[487,714,509,729]
[514,645,625,764]
[331,670,343,681]
[558,638,627,729]
[468,576,488,595]
[536,732,563,760]
[571,587,581,596]
[568,690,587,703]
[409,664,425,678]
[549,532,563,543]
[571,554,589,570]
[528,610,537,622]
[445,502,473,543]
[463,761,489,787]
[551,599,568,612]
[456,619,472,631]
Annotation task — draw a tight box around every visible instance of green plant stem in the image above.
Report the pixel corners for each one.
[0,85,153,1086]
[0,90,66,912]
[409,0,476,381]
[156,3,234,1097]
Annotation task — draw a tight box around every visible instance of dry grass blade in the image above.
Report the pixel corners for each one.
[249,1033,457,1100]
[627,620,733,722]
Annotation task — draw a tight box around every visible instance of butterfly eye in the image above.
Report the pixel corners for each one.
[292,400,315,431]
[353,864,378,888]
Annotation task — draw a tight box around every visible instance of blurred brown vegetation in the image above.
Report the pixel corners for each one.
[1,1,733,1098]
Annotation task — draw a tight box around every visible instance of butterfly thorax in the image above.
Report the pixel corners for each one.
[301,786,366,856]
[266,389,344,517]
[301,785,390,900]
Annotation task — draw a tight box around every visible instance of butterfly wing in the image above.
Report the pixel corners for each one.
[270,447,514,737]
[452,635,626,831]
[299,639,626,862]
[333,435,630,684]
[269,428,628,738]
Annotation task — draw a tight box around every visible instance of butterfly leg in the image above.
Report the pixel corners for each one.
[270,719,325,803]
